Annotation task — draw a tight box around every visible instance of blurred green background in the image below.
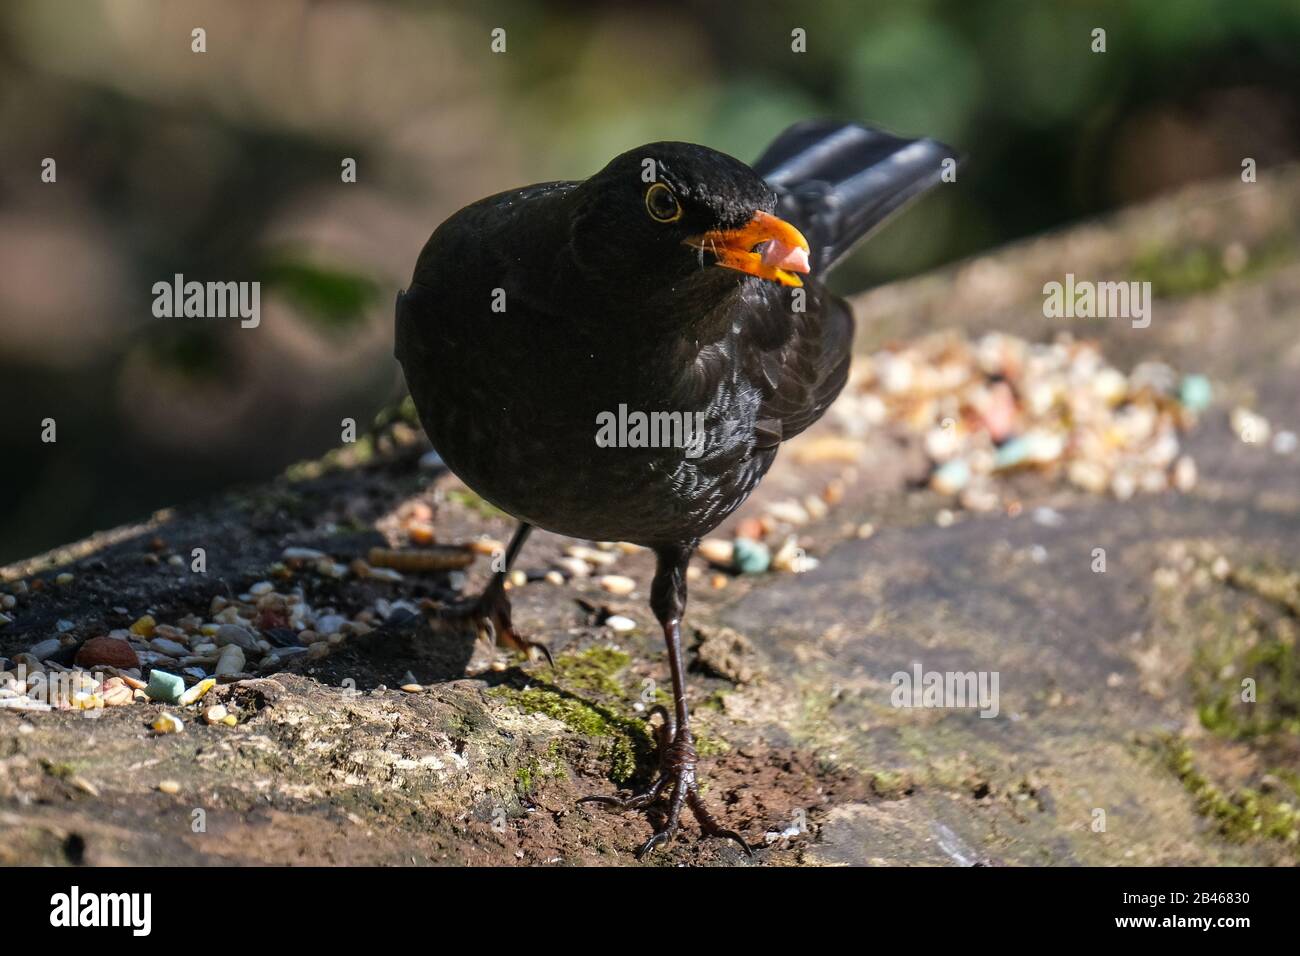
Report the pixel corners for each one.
[2,0,1299,563]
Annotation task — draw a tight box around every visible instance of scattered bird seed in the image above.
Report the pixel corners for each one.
[177,678,216,706]
[697,538,735,567]
[145,670,185,703]
[732,538,771,575]
[29,639,62,661]
[554,557,591,579]
[1230,406,1271,445]
[599,575,637,596]
[369,546,471,573]
[152,712,184,734]
[282,547,327,562]
[69,776,100,797]
[851,331,1206,510]
[1032,507,1064,528]
[0,698,51,712]
[130,615,156,637]
[567,546,617,567]
[214,645,246,677]
[149,638,189,658]
[766,500,810,526]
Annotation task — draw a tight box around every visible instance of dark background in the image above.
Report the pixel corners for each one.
[2,0,1299,563]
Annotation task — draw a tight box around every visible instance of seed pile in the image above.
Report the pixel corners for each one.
[0,546,442,720]
[0,533,666,718]
[693,329,1291,571]
[835,331,1213,511]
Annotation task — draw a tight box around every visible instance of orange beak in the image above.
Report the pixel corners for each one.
[685,210,812,287]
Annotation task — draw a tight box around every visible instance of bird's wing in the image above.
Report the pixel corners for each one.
[738,283,854,452]
[731,120,955,451]
[396,181,578,366]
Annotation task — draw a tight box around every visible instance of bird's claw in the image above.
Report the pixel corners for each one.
[577,774,668,813]
[421,578,553,667]
[578,707,754,859]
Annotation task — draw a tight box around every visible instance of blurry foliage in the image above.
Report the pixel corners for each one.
[140,327,229,382]
[491,0,1300,291]
[259,257,381,333]
[1133,233,1298,298]
[1,0,1299,561]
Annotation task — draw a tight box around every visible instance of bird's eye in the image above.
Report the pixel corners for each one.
[644,182,682,223]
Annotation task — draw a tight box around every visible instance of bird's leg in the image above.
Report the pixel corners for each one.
[422,522,552,665]
[579,543,753,859]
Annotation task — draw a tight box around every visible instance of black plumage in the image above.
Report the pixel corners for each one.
[396,121,951,857]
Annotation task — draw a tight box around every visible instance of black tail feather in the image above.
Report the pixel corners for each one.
[753,120,956,275]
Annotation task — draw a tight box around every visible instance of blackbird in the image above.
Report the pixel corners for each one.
[396,120,951,858]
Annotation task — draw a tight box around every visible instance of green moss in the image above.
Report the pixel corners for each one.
[694,731,730,757]
[446,488,508,519]
[372,395,421,430]
[1267,766,1300,795]
[491,647,651,785]
[1162,558,1300,854]
[698,690,728,712]
[1133,234,1296,299]
[870,770,912,800]
[543,739,566,764]
[1134,245,1228,297]
[504,685,609,738]
[444,709,486,742]
[278,396,427,484]
[1162,737,1299,848]
[552,646,632,697]
[283,433,377,483]
[515,740,573,795]
[502,687,646,784]
[1230,563,1300,618]
[492,646,738,785]
[41,759,80,779]
[1191,568,1300,739]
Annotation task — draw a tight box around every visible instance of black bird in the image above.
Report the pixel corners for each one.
[396,121,951,858]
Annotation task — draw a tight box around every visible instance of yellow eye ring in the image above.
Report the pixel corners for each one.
[645,182,682,223]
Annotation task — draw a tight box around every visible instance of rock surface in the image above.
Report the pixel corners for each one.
[2,167,1298,865]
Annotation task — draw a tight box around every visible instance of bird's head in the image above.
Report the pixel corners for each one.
[570,142,811,295]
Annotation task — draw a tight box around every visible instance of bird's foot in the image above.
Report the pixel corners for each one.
[578,706,753,859]
[420,578,553,666]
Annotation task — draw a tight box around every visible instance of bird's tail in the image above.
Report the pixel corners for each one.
[753,120,956,275]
